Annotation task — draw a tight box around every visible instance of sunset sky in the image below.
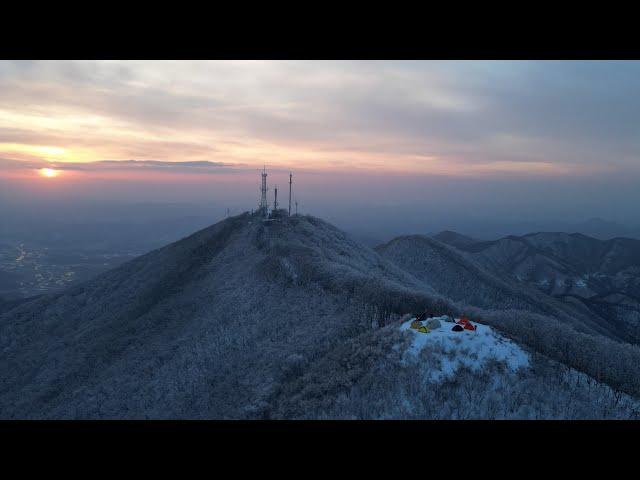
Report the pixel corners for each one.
[2,60,640,233]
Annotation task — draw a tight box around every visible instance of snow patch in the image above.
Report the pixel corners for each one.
[400,317,529,382]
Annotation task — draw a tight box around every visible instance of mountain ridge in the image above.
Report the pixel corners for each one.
[0,212,453,418]
[431,229,640,343]
[3,213,640,418]
[376,234,617,340]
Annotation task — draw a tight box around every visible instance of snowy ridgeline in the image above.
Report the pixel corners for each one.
[399,316,530,381]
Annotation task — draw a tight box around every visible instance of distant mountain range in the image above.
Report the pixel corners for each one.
[376,234,616,339]
[432,230,640,343]
[425,217,640,243]
[568,217,640,240]
[2,213,640,419]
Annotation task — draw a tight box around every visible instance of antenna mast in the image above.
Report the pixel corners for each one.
[274,186,278,211]
[259,166,268,217]
[288,172,292,216]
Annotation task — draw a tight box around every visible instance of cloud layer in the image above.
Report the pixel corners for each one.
[2,60,640,176]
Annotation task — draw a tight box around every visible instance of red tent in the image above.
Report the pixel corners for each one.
[456,316,476,330]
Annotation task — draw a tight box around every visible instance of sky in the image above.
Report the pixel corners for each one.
[1,60,640,238]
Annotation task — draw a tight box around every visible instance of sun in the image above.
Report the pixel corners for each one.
[39,168,60,178]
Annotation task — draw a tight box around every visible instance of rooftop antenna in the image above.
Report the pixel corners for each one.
[259,165,268,217]
[288,172,292,217]
[274,186,278,211]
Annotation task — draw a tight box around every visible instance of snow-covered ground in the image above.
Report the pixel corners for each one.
[400,316,530,382]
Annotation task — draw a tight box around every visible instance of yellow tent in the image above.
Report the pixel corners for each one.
[417,326,430,334]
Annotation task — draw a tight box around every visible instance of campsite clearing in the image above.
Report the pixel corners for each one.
[399,316,530,382]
